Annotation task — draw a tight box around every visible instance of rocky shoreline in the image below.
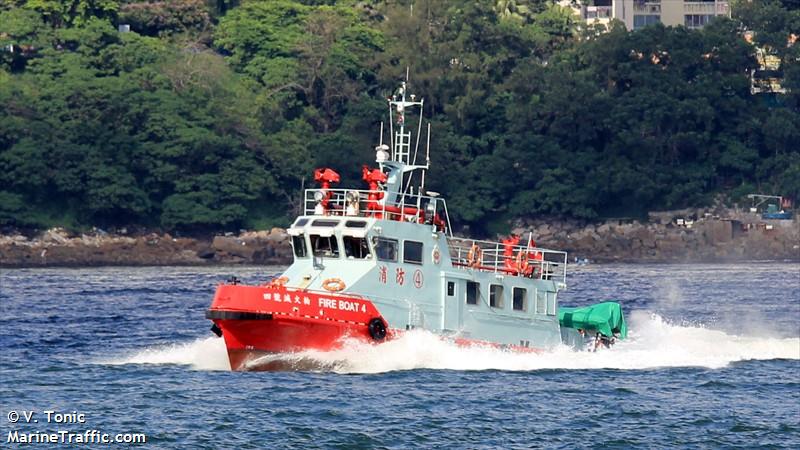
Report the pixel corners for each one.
[1,208,797,268]
[0,228,293,268]
[512,209,799,263]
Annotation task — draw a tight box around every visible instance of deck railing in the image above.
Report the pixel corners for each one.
[447,237,567,284]
[304,188,451,232]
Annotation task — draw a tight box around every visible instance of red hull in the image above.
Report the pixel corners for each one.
[213,316,379,370]
[207,284,389,371]
[208,284,543,371]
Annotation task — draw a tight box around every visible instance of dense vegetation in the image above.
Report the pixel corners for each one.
[1,0,798,234]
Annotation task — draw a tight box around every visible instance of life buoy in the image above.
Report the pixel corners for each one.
[432,246,441,265]
[267,276,288,287]
[516,251,529,273]
[322,278,345,292]
[467,244,482,268]
[368,318,387,341]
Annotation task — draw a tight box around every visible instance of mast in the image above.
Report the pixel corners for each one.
[379,73,430,204]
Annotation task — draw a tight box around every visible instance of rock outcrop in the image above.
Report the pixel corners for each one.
[1,208,797,267]
[512,208,799,262]
[0,228,292,267]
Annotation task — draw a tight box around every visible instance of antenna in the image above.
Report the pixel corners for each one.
[413,98,423,165]
[421,122,431,191]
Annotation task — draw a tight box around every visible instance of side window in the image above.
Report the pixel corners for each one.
[375,238,398,262]
[466,281,479,305]
[546,292,557,316]
[513,287,527,311]
[447,281,455,296]
[310,234,339,258]
[489,284,503,309]
[535,290,546,315]
[343,236,370,259]
[403,240,423,265]
[292,235,307,258]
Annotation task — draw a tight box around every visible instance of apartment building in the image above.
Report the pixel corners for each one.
[574,1,731,31]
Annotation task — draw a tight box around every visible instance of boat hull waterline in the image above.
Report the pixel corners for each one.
[207,284,541,371]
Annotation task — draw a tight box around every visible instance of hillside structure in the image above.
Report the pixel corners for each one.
[571,0,731,30]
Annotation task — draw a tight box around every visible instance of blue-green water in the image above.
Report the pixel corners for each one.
[1,263,798,448]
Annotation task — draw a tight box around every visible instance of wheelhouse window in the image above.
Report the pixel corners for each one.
[343,236,370,259]
[513,287,527,311]
[345,220,367,228]
[403,240,423,265]
[489,284,503,309]
[375,238,398,262]
[311,219,338,227]
[466,281,479,305]
[292,235,308,258]
[310,234,339,258]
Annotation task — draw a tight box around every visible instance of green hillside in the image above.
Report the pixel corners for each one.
[1,0,798,233]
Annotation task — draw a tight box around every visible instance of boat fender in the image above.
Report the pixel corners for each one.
[467,244,482,268]
[210,323,223,337]
[368,318,387,341]
[322,278,346,292]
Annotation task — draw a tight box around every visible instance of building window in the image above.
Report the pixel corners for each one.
[633,14,660,29]
[489,284,504,309]
[374,238,397,262]
[403,240,423,265]
[292,235,307,258]
[447,281,455,297]
[684,14,715,29]
[310,235,339,258]
[343,236,370,259]
[466,281,479,305]
[513,287,527,311]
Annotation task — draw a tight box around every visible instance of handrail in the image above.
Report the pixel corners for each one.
[304,188,450,234]
[446,237,568,284]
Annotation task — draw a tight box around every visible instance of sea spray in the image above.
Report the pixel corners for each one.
[104,312,799,373]
[104,337,230,371]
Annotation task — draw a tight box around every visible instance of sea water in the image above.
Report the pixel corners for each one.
[1,263,798,448]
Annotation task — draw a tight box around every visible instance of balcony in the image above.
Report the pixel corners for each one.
[585,6,613,20]
[634,2,661,14]
[684,1,730,16]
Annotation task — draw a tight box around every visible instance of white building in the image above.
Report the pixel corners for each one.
[572,1,731,31]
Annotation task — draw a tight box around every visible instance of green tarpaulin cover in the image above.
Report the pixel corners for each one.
[559,302,627,339]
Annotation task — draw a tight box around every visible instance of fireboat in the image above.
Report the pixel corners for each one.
[207,79,627,371]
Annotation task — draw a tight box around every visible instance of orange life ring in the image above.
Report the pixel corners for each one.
[322,278,346,292]
[516,251,530,273]
[267,276,289,287]
[467,244,482,268]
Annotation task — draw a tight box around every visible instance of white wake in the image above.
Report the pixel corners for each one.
[104,311,799,373]
[103,337,231,371]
